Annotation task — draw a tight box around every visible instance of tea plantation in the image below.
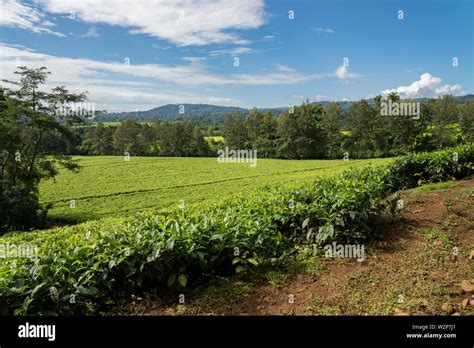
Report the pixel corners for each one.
[39,156,391,222]
[1,145,472,315]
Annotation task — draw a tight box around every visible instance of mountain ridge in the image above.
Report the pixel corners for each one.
[98,94,474,123]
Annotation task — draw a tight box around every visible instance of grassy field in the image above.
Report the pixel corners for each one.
[39,156,392,222]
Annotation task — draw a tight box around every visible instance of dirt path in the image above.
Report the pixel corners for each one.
[119,178,474,316]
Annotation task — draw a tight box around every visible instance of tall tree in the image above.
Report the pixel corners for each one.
[255,110,277,158]
[459,100,474,143]
[223,111,248,149]
[112,119,146,155]
[189,126,210,157]
[431,95,459,148]
[0,67,85,232]
[321,102,342,159]
[345,100,376,158]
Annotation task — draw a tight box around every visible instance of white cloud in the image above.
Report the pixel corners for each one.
[0,44,363,109]
[151,43,172,50]
[35,0,267,46]
[262,35,275,41]
[0,44,349,110]
[208,47,255,57]
[83,26,99,38]
[334,65,361,81]
[292,95,327,102]
[435,84,462,95]
[0,44,240,110]
[0,0,65,37]
[314,95,328,102]
[275,64,295,72]
[313,27,335,34]
[0,44,339,88]
[381,73,462,98]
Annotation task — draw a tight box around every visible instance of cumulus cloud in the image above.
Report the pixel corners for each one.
[381,73,462,98]
[35,0,266,46]
[334,65,361,81]
[435,84,462,95]
[0,0,65,36]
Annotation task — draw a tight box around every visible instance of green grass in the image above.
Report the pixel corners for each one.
[39,156,392,222]
[418,227,453,246]
[412,181,456,192]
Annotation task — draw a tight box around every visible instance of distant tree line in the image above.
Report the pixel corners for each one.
[66,119,213,157]
[223,94,473,159]
[38,93,473,160]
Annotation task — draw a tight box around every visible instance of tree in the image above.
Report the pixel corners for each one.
[459,100,474,143]
[87,123,115,155]
[141,122,160,156]
[255,110,277,158]
[344,100,376,158]
[112,119,146,155]
[321,102,342,158]
[223,111,248,149]
[245,107,263,149]
[276,102,325,159]
[189,126,210,156]
[0,67,86,232]
[431,95,459,148]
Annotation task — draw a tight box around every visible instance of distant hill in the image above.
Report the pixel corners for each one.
[97,95,474,124]
[99,104,249,124]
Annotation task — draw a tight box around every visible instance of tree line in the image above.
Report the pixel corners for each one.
[37,94,473,160]
[58,119,213,157]
[223,94,472,159]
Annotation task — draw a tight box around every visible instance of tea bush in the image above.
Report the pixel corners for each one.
[0,145,472,314]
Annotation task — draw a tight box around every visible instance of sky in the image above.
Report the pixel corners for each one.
[0,0,472,112]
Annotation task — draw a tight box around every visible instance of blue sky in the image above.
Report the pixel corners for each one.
[0,0,472,112]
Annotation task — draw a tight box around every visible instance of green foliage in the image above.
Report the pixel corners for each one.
[0,67,86,232]
[40,94,474,160]
[0,145,472,315]
[39,157,390,222]
[386,144,473,189]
